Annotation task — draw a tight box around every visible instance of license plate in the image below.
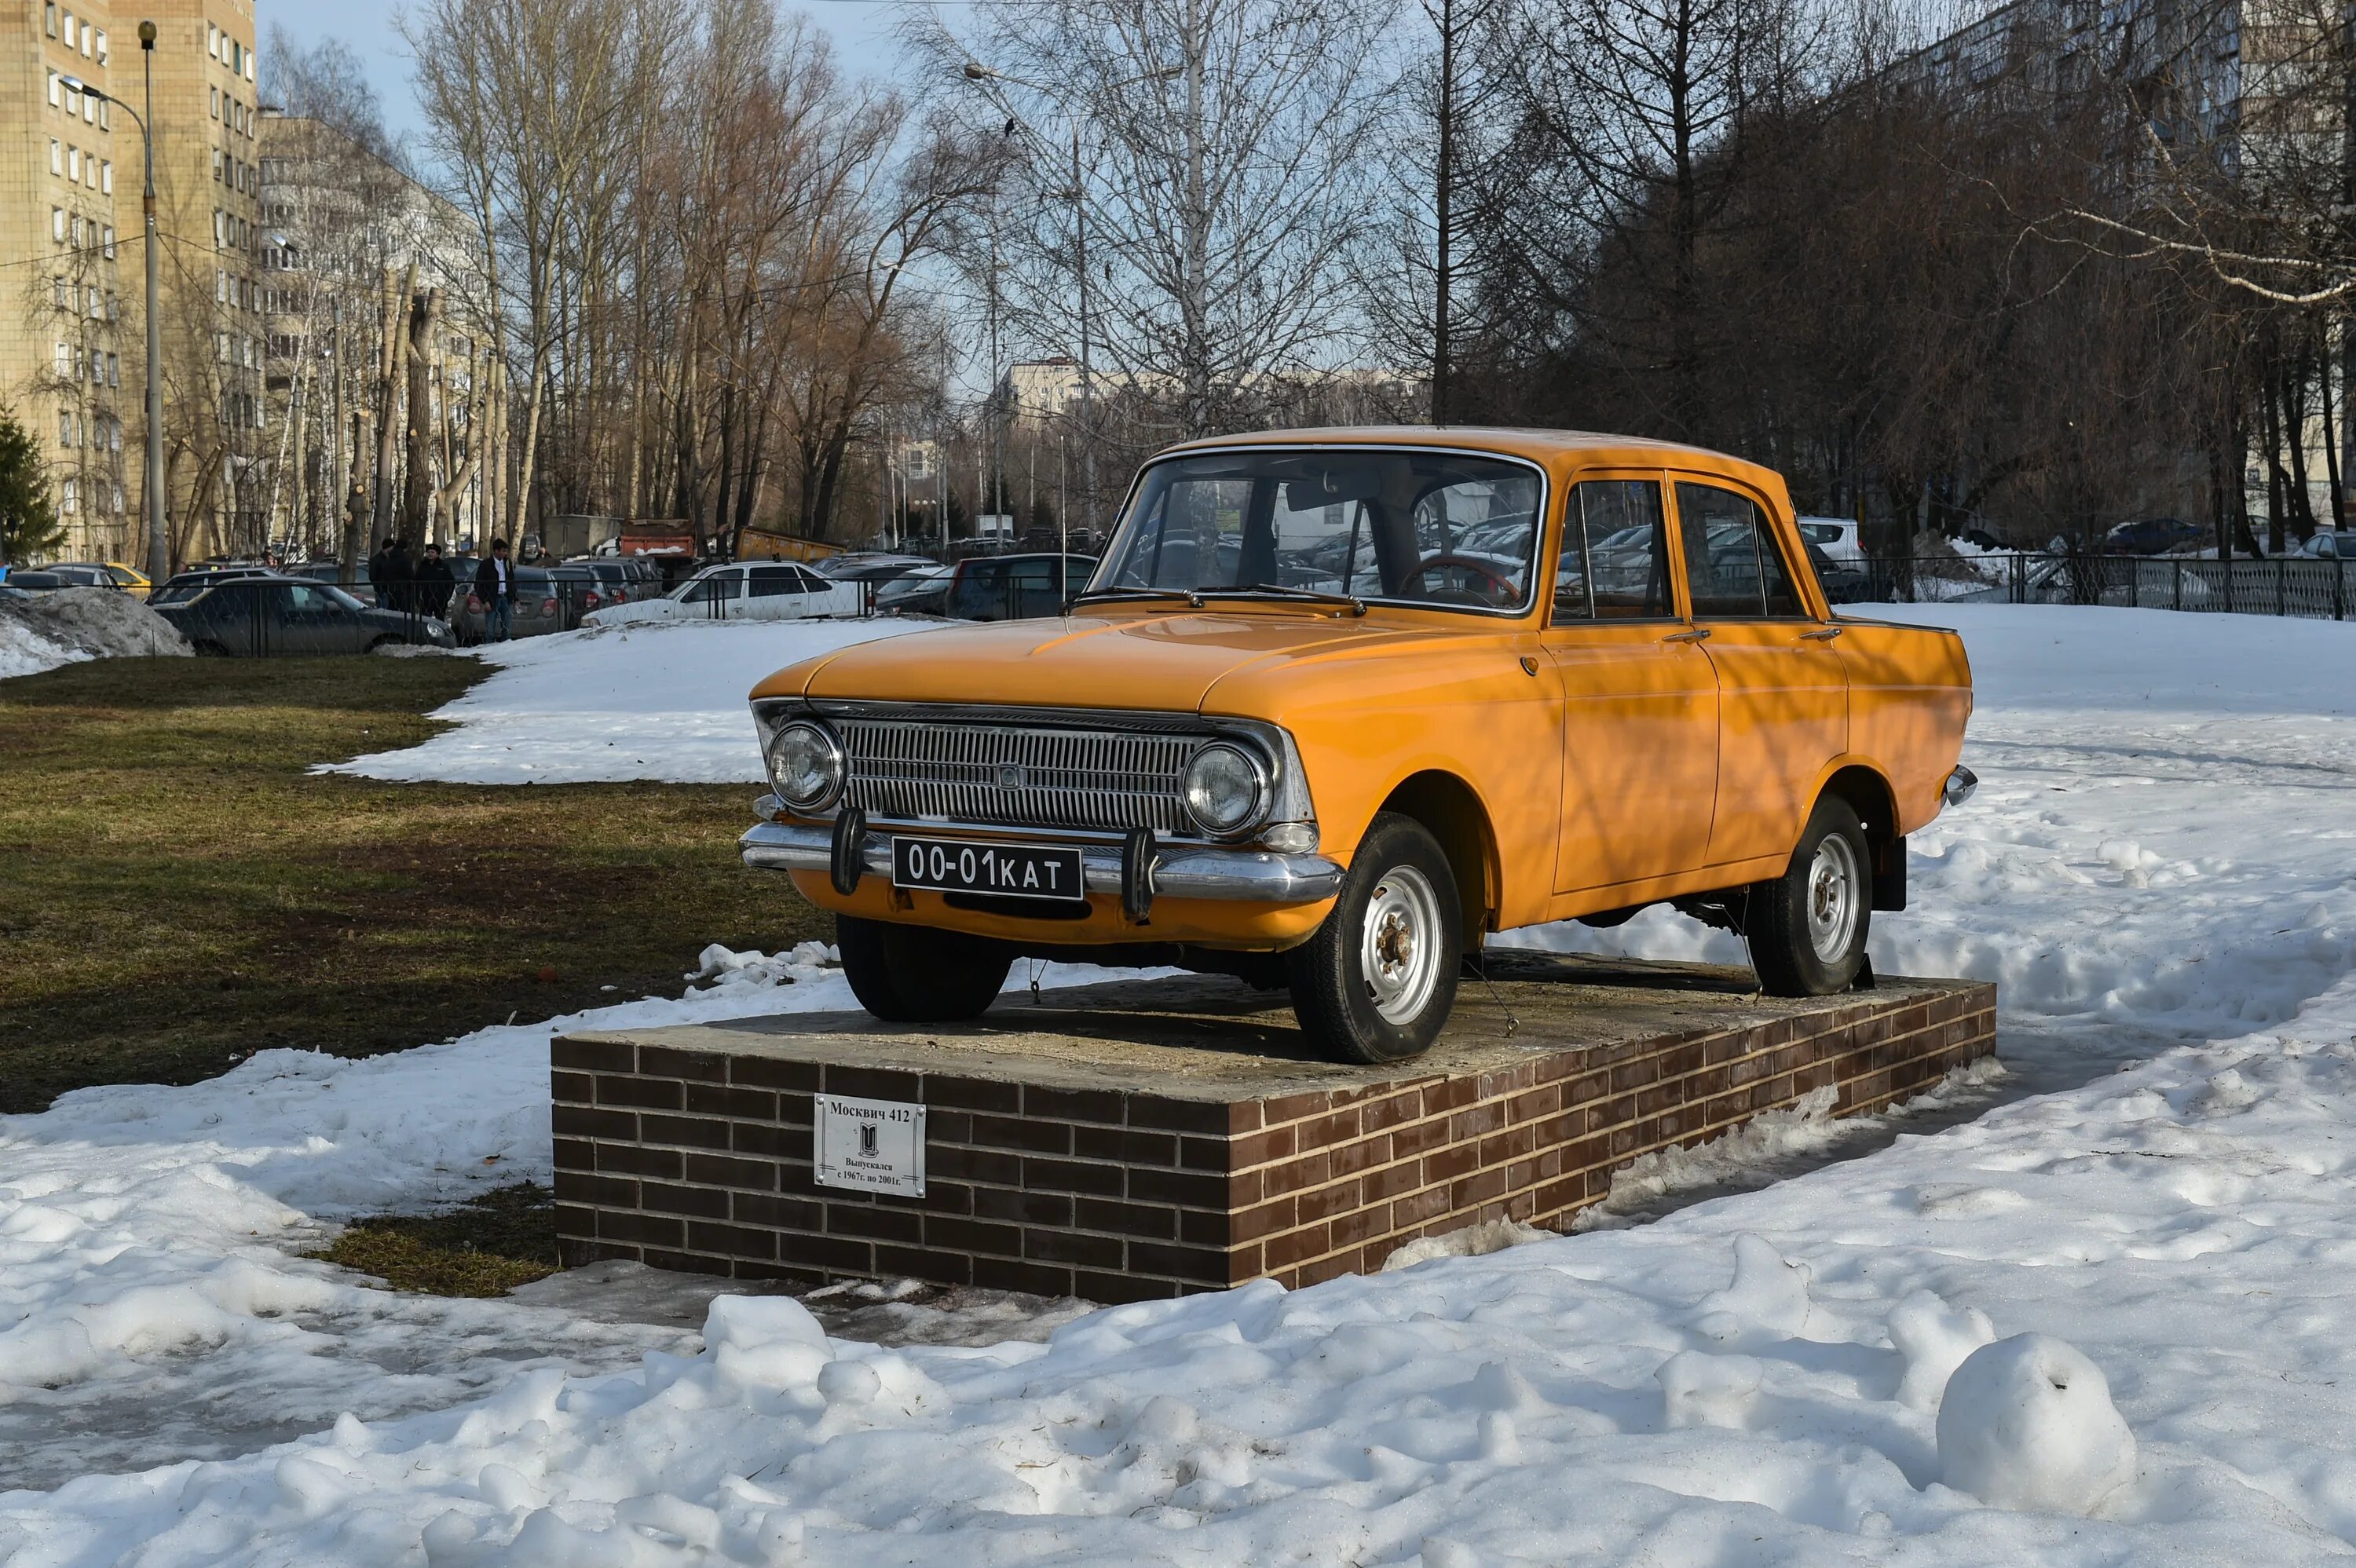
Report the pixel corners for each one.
[891,835,1087,903]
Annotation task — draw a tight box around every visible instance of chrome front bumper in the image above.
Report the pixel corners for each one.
[738,819,1346,903]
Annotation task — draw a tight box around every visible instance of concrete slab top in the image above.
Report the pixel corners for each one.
[559,951,1978,1104]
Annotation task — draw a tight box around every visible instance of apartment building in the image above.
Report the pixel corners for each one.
[258,111,485,554]
[0,0,256,564]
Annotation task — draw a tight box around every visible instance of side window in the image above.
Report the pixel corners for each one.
[1676,483,1805,619]
[1557,478,1673,620]
[682,572,742,604]
[949,560,1006,616]
[748,566,799,598]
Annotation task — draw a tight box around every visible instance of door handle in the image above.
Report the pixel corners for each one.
[1799,626,1843,641]
[1661,627,1710,644]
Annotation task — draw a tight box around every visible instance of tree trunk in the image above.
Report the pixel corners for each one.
[404,288,440,543]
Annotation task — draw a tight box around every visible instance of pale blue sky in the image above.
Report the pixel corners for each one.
[263,0,915,154]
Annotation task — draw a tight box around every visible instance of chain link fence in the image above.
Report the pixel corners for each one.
[1854,553,2356,620]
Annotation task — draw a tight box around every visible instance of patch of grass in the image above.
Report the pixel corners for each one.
[0,654,828,1112]
[314,1182,560,1297]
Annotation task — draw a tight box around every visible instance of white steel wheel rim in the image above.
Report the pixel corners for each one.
[1360,864,1445,1024]
[1805,833,1863,964]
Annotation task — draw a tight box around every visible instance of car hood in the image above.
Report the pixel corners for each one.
[759,609,1484,713]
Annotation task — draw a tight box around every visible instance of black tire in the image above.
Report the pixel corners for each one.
[835,914,1013,1024]
[366,636,397,654]
[1747,795,1872,996]
[1287,813,1463,1063]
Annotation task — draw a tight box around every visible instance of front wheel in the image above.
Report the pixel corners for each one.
[1747,796,1871,996]
[835,915,1012,1024]
[1287,813,1463,1063]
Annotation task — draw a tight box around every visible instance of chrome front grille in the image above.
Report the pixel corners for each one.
[836,718,1198,835]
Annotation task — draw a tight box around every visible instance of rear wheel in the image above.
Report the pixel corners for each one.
[835,914,1012,1023]
[1748,795,1871,996]
[1287,813,1463,1063]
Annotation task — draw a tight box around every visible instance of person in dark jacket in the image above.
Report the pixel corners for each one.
[367,536,396,607]
[474,537,517,641]
[382,536,415,617]
[411,541,456,620]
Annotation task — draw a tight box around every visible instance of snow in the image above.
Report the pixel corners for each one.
[329,618,939,784]
[0,587,188,678]
[7,603,2356,1562]
[1937,1334,2138,1516]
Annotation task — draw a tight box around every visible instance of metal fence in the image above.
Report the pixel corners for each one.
[1854,554,2356,620]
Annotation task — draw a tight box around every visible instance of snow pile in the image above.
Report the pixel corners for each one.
[20,1003,2356,1563]
[0,947,1157,1493]
[0,586,189,678]
[328,617,940,784]
[1937,1333,2138,1515]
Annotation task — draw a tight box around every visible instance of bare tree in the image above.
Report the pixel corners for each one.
[915,0,1398,440]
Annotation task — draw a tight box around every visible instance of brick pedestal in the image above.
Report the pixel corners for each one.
[552,953,1994,1302]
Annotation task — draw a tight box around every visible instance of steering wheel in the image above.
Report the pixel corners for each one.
[1410,554,1519,608]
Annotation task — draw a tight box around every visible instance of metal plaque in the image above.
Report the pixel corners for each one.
[814,1093,926,1197]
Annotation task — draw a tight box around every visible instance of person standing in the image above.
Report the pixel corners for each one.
[412,541,456,622]
[383,535,415,620]
[367,535,396,609]
[474,537,517,642]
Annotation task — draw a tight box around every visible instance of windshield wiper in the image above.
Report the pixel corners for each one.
[1197,583,1368,616]
[1068,586,1205,608]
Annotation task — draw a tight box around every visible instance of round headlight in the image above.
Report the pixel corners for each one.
[1182,742,1268,836]
[767,720,843,811]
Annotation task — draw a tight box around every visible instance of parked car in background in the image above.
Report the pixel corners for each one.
[1805,541,1872,603]
[815,553,935,585]
[1794,517,1865,565]
[562,557,659,607]
[2104,517,2208,556]
[46,561,152,597]
[943,553,1098,621]
[741,428,1974,1064]
[3,571,66,593]
[581,561,862,627]
[283,560,379,605]
[448,565,573,642]
[148,566,276,605]
[153,576,455,656]
[2299,532,2356,560]
[875,564,953,616]
[37,564,124,591]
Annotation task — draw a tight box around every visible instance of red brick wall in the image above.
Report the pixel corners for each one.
[551,981,1993,1298]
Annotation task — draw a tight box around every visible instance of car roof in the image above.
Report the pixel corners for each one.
[1154,426,1783,490]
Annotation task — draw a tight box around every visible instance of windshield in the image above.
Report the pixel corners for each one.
[1088,448,1544,613]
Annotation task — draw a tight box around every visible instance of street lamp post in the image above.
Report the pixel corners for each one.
[962,61,1177,550]
[67,20,163,581]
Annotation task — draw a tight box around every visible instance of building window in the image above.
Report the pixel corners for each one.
[101,225,113,259]
[97,101,107,132]
[94,29,105,64]
[61,478,78,515]
[45,2,56,38]
[61,10,73,46]
[208,23,219,58]
[107,353,119,387]
[100,160,110,196]
[51,208,65,243]
[67,146,79,181]
[81,93,92,125]
[52,277,67,309]
[213,148,223,182]
[49,71,60,108]
[55,342,69,377]
[210,86,220,119]
[49,139,60,175]
[60,411,72,447]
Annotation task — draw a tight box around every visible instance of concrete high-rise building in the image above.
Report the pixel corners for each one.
[0,0,258,565]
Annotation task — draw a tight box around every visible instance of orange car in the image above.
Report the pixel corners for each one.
[743,429,1974,1062]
